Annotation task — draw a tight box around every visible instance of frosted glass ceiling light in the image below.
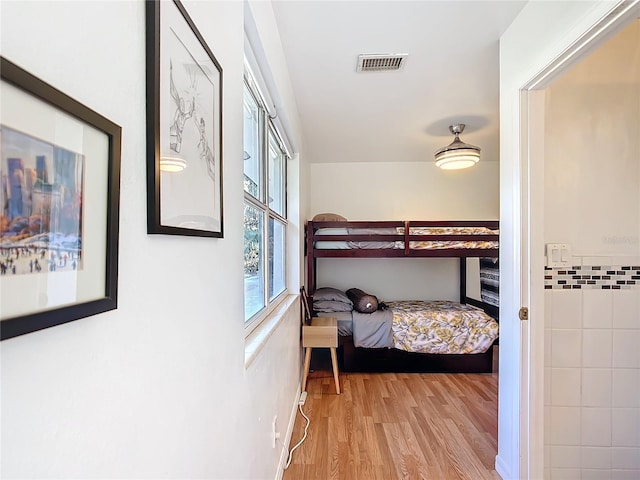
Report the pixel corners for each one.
[160,155,187,172]
[434,124,480,170]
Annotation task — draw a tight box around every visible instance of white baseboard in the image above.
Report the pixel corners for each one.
[274,384,302,480]
[495,454,511,480]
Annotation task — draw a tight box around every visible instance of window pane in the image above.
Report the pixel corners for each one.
[243,86,261,199]
[244,203,264,320]
[268,217,286,300]
[268,131,285,216]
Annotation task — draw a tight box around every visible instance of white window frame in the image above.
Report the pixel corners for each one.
[243,65,289,335]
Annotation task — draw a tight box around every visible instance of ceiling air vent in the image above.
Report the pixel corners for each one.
[357,53,408,72]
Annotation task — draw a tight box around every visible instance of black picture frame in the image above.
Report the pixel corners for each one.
[0,57,122,340]
[145,0,224,237]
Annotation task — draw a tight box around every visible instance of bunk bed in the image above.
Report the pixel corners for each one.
[304,219,500,373]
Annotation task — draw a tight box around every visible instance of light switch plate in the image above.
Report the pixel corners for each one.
[546,243,572,267]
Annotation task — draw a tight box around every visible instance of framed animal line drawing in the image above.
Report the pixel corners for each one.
[0,57,122,340]
[145,0,224,237]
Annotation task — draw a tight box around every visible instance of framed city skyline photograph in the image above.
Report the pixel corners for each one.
[146,0,224,237]
[0,57,121,340]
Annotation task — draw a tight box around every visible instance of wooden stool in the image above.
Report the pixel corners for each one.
[302,316,340,394]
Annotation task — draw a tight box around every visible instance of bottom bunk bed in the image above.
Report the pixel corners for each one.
[307,286,499,374]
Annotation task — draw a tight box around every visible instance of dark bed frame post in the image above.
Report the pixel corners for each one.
[306,221,316,293]
[459,257,467,303]
[404,220,410,256]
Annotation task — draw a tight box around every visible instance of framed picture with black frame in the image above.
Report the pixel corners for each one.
[0,57,122,340]
[145,0,224,237]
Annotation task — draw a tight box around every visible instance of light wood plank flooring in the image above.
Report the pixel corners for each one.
[282,362,499,479]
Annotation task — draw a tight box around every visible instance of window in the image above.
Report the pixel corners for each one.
[243,72,288,325]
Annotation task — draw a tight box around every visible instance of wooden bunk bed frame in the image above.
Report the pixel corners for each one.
[305,219,499,373]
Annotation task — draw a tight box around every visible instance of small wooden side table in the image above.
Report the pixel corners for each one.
[302,316,340,394]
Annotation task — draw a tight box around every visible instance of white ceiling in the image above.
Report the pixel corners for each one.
[271,0,527,164]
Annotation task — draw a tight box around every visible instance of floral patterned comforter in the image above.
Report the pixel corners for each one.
[403,226,499,250]
[315,226,498,250]
[387,300,499,354]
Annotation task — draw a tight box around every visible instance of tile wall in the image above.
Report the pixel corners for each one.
[539,14,638,479]
[544,257,640,480]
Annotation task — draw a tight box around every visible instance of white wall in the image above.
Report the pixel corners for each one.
[499,1,638,479]
[310,161,499,220]
[310,160,499,299]
[0,1,303,479]
[543,20,640,480]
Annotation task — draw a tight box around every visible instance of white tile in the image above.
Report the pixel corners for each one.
[583,329,612,368]
[581,446,612,469]
[551,368,582,406]
[612,447,640,469]
[581,468,611,480]
[612,408,640,447]
[545,445,551,468]
[613,290,640,329]
[549,290,582,328]
[583,289,613,329]
[583,256,614,267]
[546,290,554,323]
[612,369,640,408]
[545,405,552,444]
[613,331,640,368]
[544,468,550,480]
[545,366,552,405]
[550,445,581,468]
[581,407,612,446]
[550,468,581,480]
[614,256,640,266]
[550,406,581,445]
[552,329,583,368]
[582,369,612,407]
[546,328,553,366]
[611,469,640,480]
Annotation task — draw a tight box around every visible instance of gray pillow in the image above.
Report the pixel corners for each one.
[313,300,354,313]
[313,287,352,306]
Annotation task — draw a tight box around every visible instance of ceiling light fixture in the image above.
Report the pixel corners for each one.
[434,124,480,170]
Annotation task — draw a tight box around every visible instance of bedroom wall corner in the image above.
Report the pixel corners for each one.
[309,161,499,221]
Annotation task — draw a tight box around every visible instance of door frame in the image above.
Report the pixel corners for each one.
[514,2,640,479]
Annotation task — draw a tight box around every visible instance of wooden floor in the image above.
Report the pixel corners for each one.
[282,354,499,480]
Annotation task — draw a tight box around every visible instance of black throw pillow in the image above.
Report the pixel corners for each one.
[346,288,379,313]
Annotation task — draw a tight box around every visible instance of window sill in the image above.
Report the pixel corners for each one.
[244,294,297,369]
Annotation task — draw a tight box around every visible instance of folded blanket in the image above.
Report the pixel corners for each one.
[313,299,353,312]
[346,227,398,249]
[352,309,393,348]
[317,311,354,336]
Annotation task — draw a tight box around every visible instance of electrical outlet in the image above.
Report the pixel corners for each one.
[271,415,280,448]
[299,391,307,406]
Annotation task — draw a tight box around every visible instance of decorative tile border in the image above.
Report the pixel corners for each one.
[544,265,640,290]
